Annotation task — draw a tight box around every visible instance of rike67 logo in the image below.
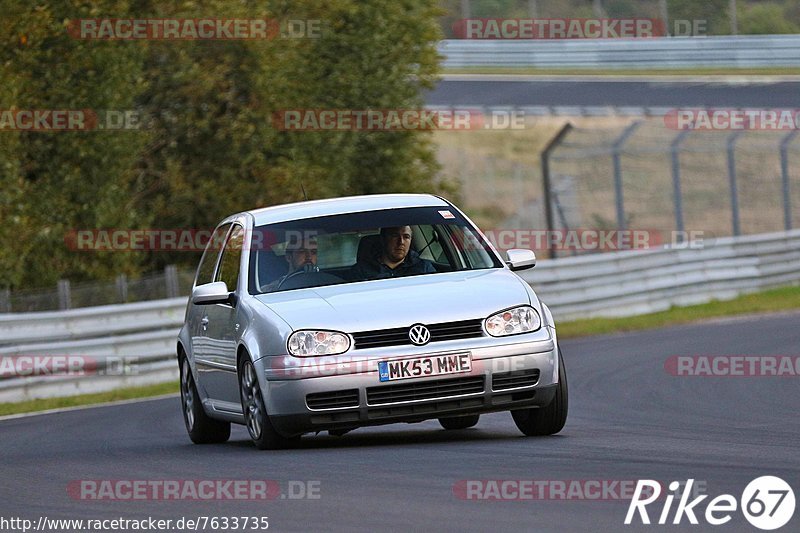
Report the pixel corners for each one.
[625,477,795,530]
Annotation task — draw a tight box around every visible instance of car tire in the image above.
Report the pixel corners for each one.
[438,414,480,430]
[511,348,568,436]
[180,356,231,444]
[239,358,298,450]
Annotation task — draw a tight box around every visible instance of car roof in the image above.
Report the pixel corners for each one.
[246,194,451,226]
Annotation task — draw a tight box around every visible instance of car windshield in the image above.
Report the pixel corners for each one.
[248,206,503,294]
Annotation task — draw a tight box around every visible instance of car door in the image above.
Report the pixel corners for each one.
[201,223,245,405]
[190,222,231,387]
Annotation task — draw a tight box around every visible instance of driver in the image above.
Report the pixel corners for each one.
[284,238,319,274]
[265,236,319,291]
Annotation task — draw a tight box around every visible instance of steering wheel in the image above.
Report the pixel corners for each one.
[275,263,319,291]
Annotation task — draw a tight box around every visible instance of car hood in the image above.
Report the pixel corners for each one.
[253,269,532,332]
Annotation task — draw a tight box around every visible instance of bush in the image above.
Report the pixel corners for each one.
[739,2,800,34]
[0,0,450,289]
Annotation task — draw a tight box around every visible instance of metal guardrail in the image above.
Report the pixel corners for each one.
[522,230,800,320]
[0,298,188,403]
[0,297,187,346]
[439,35,800,69]
[1,229,799,401]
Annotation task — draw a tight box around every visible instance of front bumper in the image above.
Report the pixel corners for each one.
[259,336,558,437]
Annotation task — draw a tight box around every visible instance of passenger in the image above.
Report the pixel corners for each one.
[352,225,436,280]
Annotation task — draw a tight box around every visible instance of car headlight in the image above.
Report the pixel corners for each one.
[287,330,350,356]
[485,306,541,337]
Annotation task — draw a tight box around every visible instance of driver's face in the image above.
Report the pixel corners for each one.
[382,226,412,264]
[287,244,318,271]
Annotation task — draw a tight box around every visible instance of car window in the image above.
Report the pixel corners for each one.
[416,225,445,263]
[319,232,361,268]
[249,207,503,295]
[216,224,244,291]
[195,223,231,286]
[448,225,497,269]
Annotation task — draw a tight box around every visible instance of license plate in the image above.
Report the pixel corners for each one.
[378,353,471,382]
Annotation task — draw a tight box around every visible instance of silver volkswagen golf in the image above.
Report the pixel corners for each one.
[177,194,567,449]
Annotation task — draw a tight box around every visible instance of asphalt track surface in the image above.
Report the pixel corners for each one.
[426,78,800,108]
[1,312,798,532]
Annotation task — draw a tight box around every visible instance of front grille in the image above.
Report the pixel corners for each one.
[306,389,359,410]
[352,319,484,349]
[492,369,540,391]
[366,375,484,405]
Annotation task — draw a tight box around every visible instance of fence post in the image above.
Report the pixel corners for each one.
[659,0,670,36]
[512,164,523,213]
[726,131,743,236]
[780,130,798,231]
[670,129,692,239]
[612,121,643,232]
[57,280,71,310]
[116,274,128,303]
[165,265,179,298]
[460,0,470,18]
[0,288,10,313]
[540,122,573,259]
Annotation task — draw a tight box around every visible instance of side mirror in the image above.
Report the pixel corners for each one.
[192,281,232,305]
[505,249,536,271]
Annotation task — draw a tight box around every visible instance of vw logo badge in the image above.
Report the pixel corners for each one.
[408,324,431,346]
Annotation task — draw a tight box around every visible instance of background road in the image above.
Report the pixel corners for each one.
[426,78,800,108]
[1,312,798,532]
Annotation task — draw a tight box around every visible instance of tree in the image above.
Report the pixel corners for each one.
[0,0,151,288]
[667,0,730,35]
[1,0,450,288]
[739,2,800,34]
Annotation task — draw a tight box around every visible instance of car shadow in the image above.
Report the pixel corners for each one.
[220,425,566,451]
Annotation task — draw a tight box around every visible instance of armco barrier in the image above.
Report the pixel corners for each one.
[1,229,799,401]
[439,35,800,69]
[0,297,187,345]
[522,230,800,319]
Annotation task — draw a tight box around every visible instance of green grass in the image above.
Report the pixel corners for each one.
[443,67,800,76]
[0,381,179,417]
[557,285,800,339]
